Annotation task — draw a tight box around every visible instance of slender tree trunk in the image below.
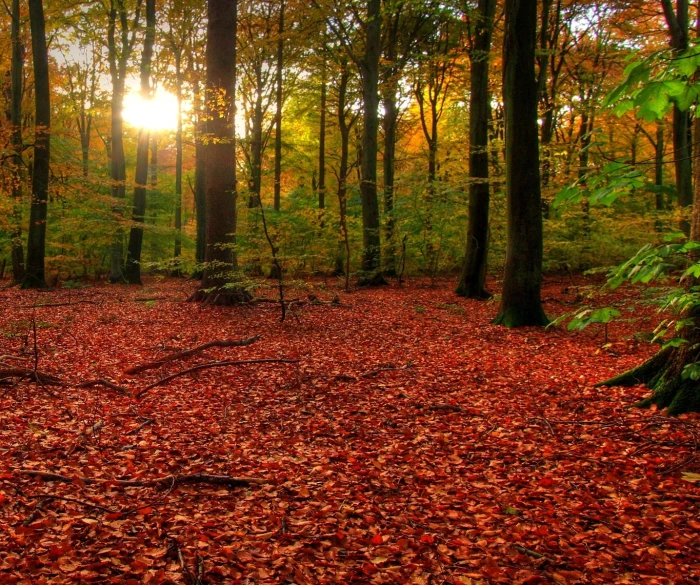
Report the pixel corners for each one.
[172,54,184,271]
[336,66,354,292]
[456,0,495,299]
[192,0,249,304]
[23,0,50,289]
[318,63,327,212]
[661,0,692,234]
[194,142,206,267]
[9,0,25,282]
[273,0,284,212]
[382,84,398,276]
[655,122,665,210]
[493,0,548,327]
[357,0,386,285]
[125,0,156,285]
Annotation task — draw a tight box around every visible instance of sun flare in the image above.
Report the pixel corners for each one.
[122,89,179,132]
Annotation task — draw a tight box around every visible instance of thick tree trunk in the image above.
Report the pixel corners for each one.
[125,0,156,285]
[456,0,495,299]
[23,0,50,289]
[493,0,548,327]
[192,0,250,304]
[357,0,386,286]
[9,0,25,283]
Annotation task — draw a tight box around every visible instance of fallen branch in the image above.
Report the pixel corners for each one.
[134,358,299,398]
[77,379,132,395]
[77,420,104,439]
[16,300,102,309]
[361,362,413,378]
[0,368,62,385]
[125,335,260,375]
[18,469,267,488]
[126,417,155,436]
[512,545,557,564]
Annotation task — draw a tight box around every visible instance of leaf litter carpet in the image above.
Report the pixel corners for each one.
[0,277,698,584]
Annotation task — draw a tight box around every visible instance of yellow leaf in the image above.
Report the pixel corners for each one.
[681,472,700,482]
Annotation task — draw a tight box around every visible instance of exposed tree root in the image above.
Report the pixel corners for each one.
[188,287,252,305]
[596,348,700,415]
[0,368,62,385]
[356,271,389,287]
[125,335,260,374]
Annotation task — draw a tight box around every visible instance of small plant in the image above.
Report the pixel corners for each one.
[415,305,425,314]
[549,306,620,344]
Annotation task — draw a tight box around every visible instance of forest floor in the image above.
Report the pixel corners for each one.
[0,274,698,585]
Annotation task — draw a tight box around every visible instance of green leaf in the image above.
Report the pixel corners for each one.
[681,362,700,381]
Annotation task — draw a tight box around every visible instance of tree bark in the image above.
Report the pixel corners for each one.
[23,0,50,289]
[192,0,250,304]
[273,0,284,212]
[125,0,156,285]
[356,0,386,285]
[661,0,692,234]
[8,0,25,282]
[456,0,495,299]
[493,0,548,327]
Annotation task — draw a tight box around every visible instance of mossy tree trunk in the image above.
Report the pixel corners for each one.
[493,0,548,327]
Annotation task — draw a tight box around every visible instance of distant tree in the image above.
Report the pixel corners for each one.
[23,0,50,289]
[124,0,156,284]
[191,0,250,303]
[493,0,548,326]
[107,0,143,282]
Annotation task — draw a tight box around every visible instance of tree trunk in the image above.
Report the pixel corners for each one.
[9,0,25,283]
[357,0,386,286]
[23,0,50,289]
[273,0,284,212]
[655,122,665,211]
[125,0,156,285]
[456,0,495,299]
[318,63,327,212]
[173,53,184,272]
[192,0,250,304]
[194,143,206,267]
[382,84,398,277]
[493,0,548,327]
[661,0,692,234]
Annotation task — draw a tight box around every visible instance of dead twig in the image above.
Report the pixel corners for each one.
[134,358,299,398]
[124,335,260,374]
[25,493,116,513]
[77,379,132,395]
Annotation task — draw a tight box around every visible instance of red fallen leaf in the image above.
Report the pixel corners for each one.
[104,513,122,521]
[420,533,435,544]
[538,477,554,487]
[362,562,378,575]
[136,506,153,515]
[371,533,383,545]
[0,494,7,505]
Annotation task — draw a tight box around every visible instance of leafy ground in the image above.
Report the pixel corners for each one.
[0,275,698,585]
